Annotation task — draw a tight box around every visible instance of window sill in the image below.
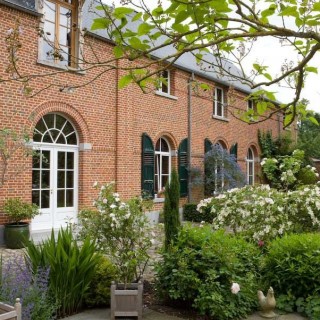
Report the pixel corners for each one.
[37,60,86,75]
[155,91,178,100]
[212,115,230,122]
[153,197,165,203]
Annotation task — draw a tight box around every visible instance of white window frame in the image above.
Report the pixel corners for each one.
[158,70,171,95]
[37,0,82,70]
[246,147,255,185]
[154,137,171,195]
[247,99,254,111]
[214,87,225,118]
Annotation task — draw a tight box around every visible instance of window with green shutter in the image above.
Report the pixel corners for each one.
[141,133,155,198]
[204,138,213,196]
[205,138,213,154]
[230,143,238,162]
[178,138,188,197]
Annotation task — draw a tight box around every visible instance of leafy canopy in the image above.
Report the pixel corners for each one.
[92,0,320,125]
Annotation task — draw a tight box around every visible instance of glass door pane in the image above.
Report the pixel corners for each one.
[56,151,74,208]
[32,150,51,209]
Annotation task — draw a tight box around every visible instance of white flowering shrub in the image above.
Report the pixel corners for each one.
[261,149,319,190]
[197,185,320,242]
[78,182,152,285]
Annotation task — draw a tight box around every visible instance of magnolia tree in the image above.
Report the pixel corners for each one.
[4,0,320,125]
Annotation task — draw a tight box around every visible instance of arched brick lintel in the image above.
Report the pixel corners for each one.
[154,131,178,151]
[27,101,91,144]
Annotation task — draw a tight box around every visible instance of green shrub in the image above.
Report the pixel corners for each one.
[183,203,214,223]
[262,233,320,300]
[25,226,101,318]
[305,295,320,319]
[155,225,260,319]
[84,256,117,308]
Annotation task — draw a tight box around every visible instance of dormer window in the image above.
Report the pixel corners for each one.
[40,0,78,67]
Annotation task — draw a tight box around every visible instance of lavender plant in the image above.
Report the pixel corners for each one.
[0,255,57,320]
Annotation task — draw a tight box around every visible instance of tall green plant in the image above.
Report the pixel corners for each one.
[164,169,181,250]
[25,226,101,318]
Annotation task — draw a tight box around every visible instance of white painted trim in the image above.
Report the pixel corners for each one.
[155,91,178,100]
[79,143,92,151]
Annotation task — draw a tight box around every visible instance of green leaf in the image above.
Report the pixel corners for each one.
[113,46,124,59]
[172,23,187,33]
[305,66,318,74]
[152,7,164,17]
[132,12,143,22]
[284,113,294,127]
[261,5,276,18]
[91,18,109,30]
[294,40,303,45]
[308,116,319,125]
[138,23,153,35]
[313,2,320,11]
[263,73,273,81]
[305,19,319,26]
[175,10,189,24]
[113,7,134,18]
[257,101,268,115]
[278,6,298,17]
[119,75,133,88]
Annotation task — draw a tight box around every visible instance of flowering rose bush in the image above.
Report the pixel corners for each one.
[261,149,319,190]
[197,185,320,242]
[78,182,153,286]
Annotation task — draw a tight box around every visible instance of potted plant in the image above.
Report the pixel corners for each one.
[3,198,39,249]
[79,182,153,319]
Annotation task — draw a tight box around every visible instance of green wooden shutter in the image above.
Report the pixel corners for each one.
[204,138,213,196]
[230,143,238,162]
[178,138,188,197]
[205,138,213,154]
[141,133,154,198]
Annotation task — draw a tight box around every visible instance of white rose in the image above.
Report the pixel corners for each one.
[231,282,240,294]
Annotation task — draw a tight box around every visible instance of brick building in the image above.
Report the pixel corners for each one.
[0,0,286,240]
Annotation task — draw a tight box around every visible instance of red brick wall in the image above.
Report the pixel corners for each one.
[0,3,282,223]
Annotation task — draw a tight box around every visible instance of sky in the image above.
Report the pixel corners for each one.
[107,0,320,114]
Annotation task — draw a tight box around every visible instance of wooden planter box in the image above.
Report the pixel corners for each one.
[110,281,143,320]
[0,299,21,320]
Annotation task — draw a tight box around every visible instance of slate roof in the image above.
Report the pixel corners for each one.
[2,0,254,94]
[0,0,36,12]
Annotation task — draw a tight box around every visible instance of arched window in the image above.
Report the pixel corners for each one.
[247,147,255,185]
[33,113,78,145]
[155,137,171,194]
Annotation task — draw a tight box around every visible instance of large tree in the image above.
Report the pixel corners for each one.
[5,0,320,125]
[298,112,320,160]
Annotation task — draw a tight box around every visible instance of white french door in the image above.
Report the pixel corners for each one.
[32,146,78,231]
